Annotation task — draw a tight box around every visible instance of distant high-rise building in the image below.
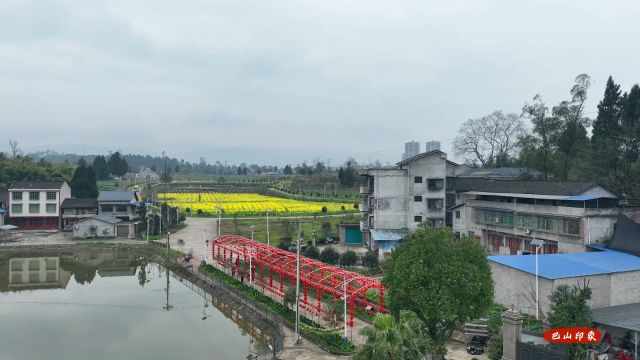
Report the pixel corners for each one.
[425,141,441,152]
[402,141,420,160]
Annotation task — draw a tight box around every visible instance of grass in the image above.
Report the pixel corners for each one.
[216,213,362,244]
[97,180,121,191]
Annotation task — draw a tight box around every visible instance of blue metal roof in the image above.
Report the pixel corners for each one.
[562,195,600,201]
[370,229,406,241]
[0,208,5,214]
[488,248,640,280]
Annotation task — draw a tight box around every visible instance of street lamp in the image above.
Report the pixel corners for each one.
[146,210,152,244]
[205,239,210,262]
[249,226,255,285]
[266,209,271,246]
[531,238,545,320]
[342,276,359,347]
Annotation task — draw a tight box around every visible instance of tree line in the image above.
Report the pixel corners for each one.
[454,74,640,197]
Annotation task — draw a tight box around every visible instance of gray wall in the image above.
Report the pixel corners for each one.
[73,218,117,239]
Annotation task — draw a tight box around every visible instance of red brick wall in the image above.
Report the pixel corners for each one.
[8,217,59,230]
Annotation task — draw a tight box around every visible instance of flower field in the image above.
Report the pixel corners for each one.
[157,192,357,216]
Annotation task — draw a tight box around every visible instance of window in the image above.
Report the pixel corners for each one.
[517,215,535,229]
[29,204,40,214]
[427,199,444,210]
[476,209,514,227]
[537,217,553,231]
[46,272,57,282]
[414,195,422,202]
[115,205,128,213]
[11,273,22,283]
[101,205,113,213]
[46,204,56,213]
[46,192,56,200]
[46,259,57,270]
[455,211,461,219]
[11,261,22,271]
[90,226,97,235]
[414,176,423,183]
[29,192,40,201]
[446,193,456,207]
[11,204,22,214]
[12,192,22,201]
[427,178,444,190]
[414,215,423,222]
[28,260,40,271]
[369,216,374,227]
[563,219,581,236]
[29,273,40,283]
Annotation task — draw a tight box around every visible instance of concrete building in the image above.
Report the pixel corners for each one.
[401,141,420,160]
[451,179,619,255]
[359,150,460,252]
[489,246,640,317]
[73,214,122,239]
[61,198,98,231]
[97,191,141,238]
[7,181,71,230]
[424,140,441,152]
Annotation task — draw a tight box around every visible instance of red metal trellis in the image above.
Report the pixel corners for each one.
[212,235,387,327]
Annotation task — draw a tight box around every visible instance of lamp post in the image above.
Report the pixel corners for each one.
[249,225,255,284]
[342,277,359,347]
[166,231,171,258]
[266,209,271,246]
[146,210,152,244]
[531,238,545,320]
[294,221,303,345]
[205,239,209,262]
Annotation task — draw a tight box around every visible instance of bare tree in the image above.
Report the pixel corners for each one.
[8,138,21,158]
[453,111,526,167]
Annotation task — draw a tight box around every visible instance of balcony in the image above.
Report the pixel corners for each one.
[360,186,372,194]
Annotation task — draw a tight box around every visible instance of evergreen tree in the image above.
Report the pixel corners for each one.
[591,76,622,180]
[108,152,128,177]
[92,155,110,180]
[70,160,98,198]
[616,85,640,196]
[283,164,293,175]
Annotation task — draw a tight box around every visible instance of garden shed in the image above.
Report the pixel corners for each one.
[73,215,122,239]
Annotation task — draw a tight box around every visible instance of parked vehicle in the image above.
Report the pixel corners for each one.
[466,336,486,355]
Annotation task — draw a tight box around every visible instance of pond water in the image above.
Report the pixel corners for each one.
[0,250,268,360]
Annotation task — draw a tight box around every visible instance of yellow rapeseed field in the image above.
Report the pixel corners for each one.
[157,192,356,216]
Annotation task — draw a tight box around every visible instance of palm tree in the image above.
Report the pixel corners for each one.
[353,310,432,360]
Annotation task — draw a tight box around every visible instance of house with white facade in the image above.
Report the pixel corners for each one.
[97,191,141,238]
[451,178,619,255]
[7,181,71,230]
[61,198,98,231]
[359,150,460,253]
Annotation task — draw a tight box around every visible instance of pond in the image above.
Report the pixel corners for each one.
[0,250,270,360]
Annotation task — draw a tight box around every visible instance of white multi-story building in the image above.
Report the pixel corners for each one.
[451,178,620,255]
[424,140,441,152]
[7,181,71,230]
[401,141,420,160]
[360,150,460,253]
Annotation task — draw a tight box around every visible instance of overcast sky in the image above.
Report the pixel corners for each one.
[1,0,639,166]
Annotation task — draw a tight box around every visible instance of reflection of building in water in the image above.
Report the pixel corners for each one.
[8,257,71,290]
[62,252,138,278]
[209,294,270,348]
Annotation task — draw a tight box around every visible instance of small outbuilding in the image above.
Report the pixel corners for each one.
[73,215,122,239]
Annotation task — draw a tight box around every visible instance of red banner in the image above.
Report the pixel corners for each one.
[543,328,601,343]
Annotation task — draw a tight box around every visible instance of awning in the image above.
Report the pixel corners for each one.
[0,208,5,214]
[370,229,406,242]
[0,225,18,230]
[592,303,640,332]
[562,195,600,201]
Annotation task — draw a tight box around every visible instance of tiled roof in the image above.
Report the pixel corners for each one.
[396,150,459,167]
[592,303,640,332]
[453,178,615,197]
[458,167,541,177]
[370,229,407,241]
[61,198,98,209]
[9,181,65,190]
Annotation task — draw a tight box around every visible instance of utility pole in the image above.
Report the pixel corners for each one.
[266,209,270,246]
[163,266,173,311]
[294,221,302,344]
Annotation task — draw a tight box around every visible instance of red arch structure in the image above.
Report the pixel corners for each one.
[212,235,387,327]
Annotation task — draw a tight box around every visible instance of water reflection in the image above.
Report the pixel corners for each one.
[0,250,266,360]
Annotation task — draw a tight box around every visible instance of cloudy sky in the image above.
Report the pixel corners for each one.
[1,0,639,166]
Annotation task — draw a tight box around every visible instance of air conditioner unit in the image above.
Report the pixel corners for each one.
[494,217,500,223]
[525,229,531,235]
